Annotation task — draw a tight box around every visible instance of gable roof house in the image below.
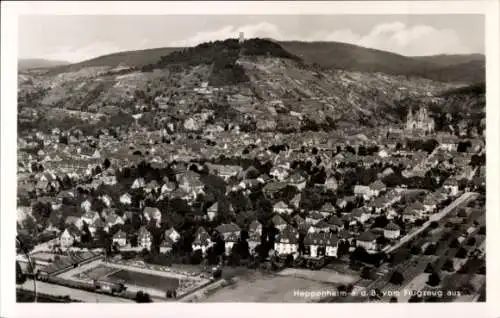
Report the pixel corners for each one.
[356,231,377,252]
[143,207,162,225]
[273,201,293,215]
[206,202,219,221]
[216,222,241,240]
[131,177,146,190]
[138,226,153,250]
[164,227,180,243]
[274,226,299,256]
[249,220,263,235]
[352,207,372,224]
[119,193,132,205]
[112,229,128,247]
[272,213,289,231]
[305,211,324,225]
[368,180,387,196]
[319,202,336,217]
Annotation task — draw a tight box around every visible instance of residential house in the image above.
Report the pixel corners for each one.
[272,213,289,231]
[384,222,401,239]
[273,201,293,215]
[145,180,160,194]
[307,220,331,234]
[325,215,344,232]
[270,166,290,181]
[319,202,336,218]
[249,220,263,236]
[119,193,132,205]
[178,171,205,198]
[248,231,261,254]
[192,227,212,254]
[354,185,373,201]
[324,176,338,191]
[443,177,460,196]
[164,227,180,243]
[305,211,324,225]
[99,195,113,208]
[356,231,377,252]
[206,164,243,181]
[289,193,302,210]
[59,228,81,249]
[274,226,299,256]
[224,233,239,255]
[138,226,152,250]
[368,180,387,197]
[81,210,100,229]
[286,172,307,190]
[131,177,146,189]
[160,237,174,253]
[112,230,128,247]
[143,207,162,225]
[352,208,372,224]
[304,232,339,258]
[216,222,241,241]
[402,206,418,223]
[161,180,176,194]
[80,199,92,212]
[65,216,84,230]
[206,202,219,221]
[106,214,124,229]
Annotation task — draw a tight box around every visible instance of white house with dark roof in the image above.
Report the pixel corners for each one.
[249,220,263,235]
[112,229,128,247]
[60,228,80,249]
[352,208,372,224]
[384,222,401,239]
[216,222,241,241]
[272,214,289,231]
[248,231,261,254]
[131,177,146,189]
[207,202,218,221]
[356,231,377,252]
[354,185,373,201]
[119,193,132,205]
[304,232,339,258]
[307,220,331,234]
[273,201,293,215]
[319,202,336,217]
[306,211,324,225]
[138,226,152,250]
[160,237,174,253]
[80,199,92,212]
[274,226,299,256]
[164,227,180,243]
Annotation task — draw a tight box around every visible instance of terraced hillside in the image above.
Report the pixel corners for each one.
[19,39,481,134]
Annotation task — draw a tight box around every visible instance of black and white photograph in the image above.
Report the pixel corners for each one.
[1,1,499,317]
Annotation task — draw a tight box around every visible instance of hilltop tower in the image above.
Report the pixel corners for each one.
[239,32,244,45]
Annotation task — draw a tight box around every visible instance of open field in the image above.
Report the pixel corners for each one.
[277,268,358,285]
[203,271,336,302]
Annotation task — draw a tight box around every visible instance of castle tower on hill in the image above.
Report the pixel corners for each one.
[239,32,244,44]
[405,106,435,134]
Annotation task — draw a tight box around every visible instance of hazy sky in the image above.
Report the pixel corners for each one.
[19,15,485,62]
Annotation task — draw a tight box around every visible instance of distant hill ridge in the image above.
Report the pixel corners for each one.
[37,38,484,84]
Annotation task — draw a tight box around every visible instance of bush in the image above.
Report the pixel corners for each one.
[427,272,441,287]
[389,271,405,285]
